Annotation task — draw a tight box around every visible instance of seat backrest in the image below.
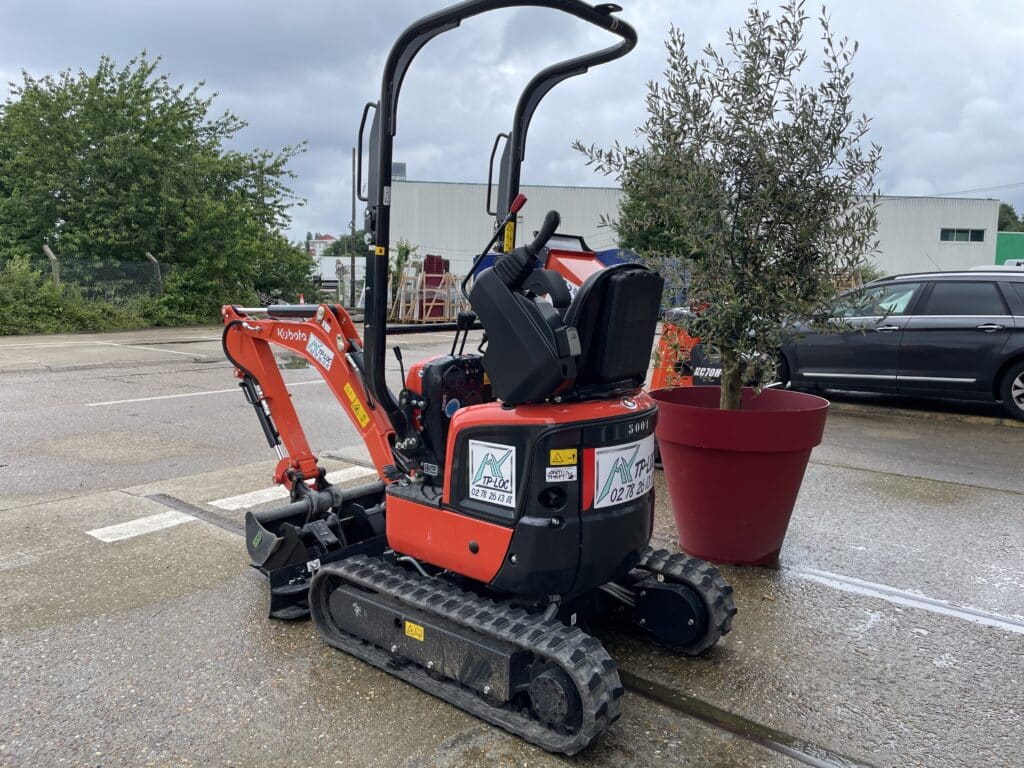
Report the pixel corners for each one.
[563,263,664,395]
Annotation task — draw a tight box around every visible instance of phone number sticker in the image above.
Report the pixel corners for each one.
[593,435,655,509]
[306,334,335,371]
[468,440,517,509]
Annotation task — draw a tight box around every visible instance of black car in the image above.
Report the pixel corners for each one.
[780,269,1024,419]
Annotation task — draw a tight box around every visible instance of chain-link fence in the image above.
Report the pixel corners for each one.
[41,247,169,303]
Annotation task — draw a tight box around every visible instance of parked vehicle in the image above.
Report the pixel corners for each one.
[779,270,1024,419]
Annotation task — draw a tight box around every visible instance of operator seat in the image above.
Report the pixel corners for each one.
[470,212,663,406]
[470,265,579,406]
[563,263,663,398]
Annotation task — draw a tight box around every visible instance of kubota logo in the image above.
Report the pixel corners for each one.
[596,445,640,505]
[275,327,308,343]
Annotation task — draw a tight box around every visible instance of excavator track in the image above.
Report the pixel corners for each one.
[309,555,624,755]
[636,547,737,655]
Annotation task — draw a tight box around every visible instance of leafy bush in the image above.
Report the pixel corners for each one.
[0,53,311,332]
[0,255,145,334]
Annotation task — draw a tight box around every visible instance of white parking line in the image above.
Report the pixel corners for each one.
[791,567,1024,635]
[86,510,195,542]
[209,466,379,511]
[86,379,325,406]
[97,341,208,358]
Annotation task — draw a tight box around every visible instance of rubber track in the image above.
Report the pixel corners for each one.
[638,547,738,655]
[309,555,624,755]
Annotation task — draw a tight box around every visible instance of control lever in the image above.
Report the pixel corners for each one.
[393,345,406,383]
[461,193,528,301]
[451,310,477,357]
[493,210,561,291]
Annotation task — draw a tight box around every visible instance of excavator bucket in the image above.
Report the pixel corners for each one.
[243,481,387,620]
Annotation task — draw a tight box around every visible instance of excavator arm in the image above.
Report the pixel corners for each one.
[221,303,396,490]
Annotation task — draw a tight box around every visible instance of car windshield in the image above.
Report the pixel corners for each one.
[832,282,920,318]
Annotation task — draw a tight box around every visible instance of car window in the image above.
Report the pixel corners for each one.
[1013,282,1024,308]
[919,281,1007,316]
[832,282,921,318]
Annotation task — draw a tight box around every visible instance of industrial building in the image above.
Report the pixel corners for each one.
[388,180,623,273]
[872,196,999,274]
[320,182,1002,303]
[385,180,1001,277]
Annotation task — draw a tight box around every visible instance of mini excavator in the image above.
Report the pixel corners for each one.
[221,0,735,754]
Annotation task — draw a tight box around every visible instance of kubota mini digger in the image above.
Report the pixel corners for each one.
[221,0,735,754]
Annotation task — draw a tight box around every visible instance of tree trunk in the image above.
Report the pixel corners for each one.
[719,350,744,410]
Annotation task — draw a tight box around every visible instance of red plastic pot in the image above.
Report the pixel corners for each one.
[651,386,829,566]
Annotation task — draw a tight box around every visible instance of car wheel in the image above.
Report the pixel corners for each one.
[1000,360,1024,420]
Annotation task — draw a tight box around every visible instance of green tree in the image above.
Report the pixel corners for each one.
[998,203,1024,232]
[577,1,880,409]
[323,230,367,262]
[0,52,308,323]
[391,238,418,302]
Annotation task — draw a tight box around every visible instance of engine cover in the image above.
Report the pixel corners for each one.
[438,393,658,597]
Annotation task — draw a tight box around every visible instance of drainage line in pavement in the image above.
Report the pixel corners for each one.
[618,670,875,768]
[149,491,873,767]
[147,494,244,535]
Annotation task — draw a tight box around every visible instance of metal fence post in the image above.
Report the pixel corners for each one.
[144,252,163,293]
[42,245,61,288]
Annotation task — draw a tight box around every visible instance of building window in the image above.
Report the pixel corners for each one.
[940,228,985,243]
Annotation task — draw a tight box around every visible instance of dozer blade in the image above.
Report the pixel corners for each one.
[310,555,624,756]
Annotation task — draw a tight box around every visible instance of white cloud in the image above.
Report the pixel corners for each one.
[2,0,1023,239]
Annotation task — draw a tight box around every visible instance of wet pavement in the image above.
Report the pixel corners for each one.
[1,327,1022,767]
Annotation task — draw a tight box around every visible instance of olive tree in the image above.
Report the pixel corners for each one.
[577,1,880,410]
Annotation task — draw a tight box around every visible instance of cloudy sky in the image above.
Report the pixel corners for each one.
[3,1,1023,241]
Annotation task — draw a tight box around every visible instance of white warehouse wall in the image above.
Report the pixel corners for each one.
[386,181,1000,277]
[871,196,998,275]
[389,180,623,274]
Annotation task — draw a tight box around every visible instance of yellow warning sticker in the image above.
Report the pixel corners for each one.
[502,221,516,252]
[343,382,371,428]
[375,245,386,256]
[549,448,578,466]
[404,620,425,642]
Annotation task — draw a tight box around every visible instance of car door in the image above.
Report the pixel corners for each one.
[788,280,924,391]
[897,280,1013,397]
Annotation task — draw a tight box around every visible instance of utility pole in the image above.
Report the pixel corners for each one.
[350,146,357,308]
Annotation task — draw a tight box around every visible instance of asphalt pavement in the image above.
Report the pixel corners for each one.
[1,327,1021,767]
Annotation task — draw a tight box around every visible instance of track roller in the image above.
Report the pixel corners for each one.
[634,547,737,655]
[309,555,624,755]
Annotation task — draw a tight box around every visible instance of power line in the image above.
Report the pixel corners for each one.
[932,181,1024,197]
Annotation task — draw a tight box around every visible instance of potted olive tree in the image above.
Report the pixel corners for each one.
[577,1,880,564]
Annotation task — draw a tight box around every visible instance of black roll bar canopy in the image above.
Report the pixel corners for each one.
[359,0,637,451]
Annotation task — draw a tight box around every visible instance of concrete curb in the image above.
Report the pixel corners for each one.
[829,400,1024,429]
